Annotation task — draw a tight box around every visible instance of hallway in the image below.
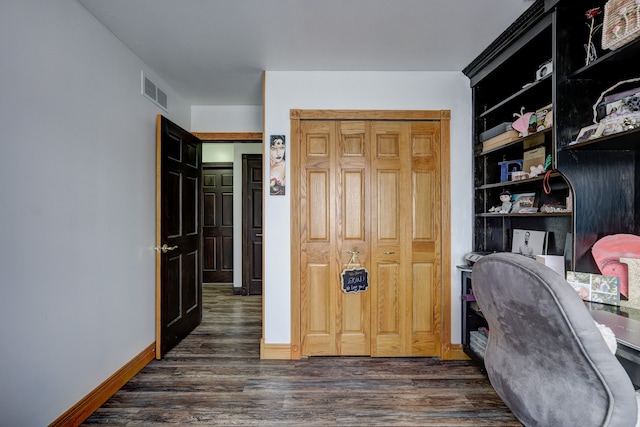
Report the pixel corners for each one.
[82,285,519,426]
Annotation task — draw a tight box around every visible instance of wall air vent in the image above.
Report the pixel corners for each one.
[144,75,156,99]
[141,71,168,111]
[156,88,168,109]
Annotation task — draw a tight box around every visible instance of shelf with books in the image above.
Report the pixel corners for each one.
[478,212,572,218]
[477,171,562,190]
[460,268,488,369]
[561,126,640,151]
[476,128,553,156]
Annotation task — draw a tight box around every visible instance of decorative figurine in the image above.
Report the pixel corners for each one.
[513,107,535,137]
[489,190,513,213]
[585,7,602,66]
[489,190,511,213]
[529,164,545,178]
[500,190,512,213]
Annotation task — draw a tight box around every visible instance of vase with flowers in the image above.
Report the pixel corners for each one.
[585,7,603,65]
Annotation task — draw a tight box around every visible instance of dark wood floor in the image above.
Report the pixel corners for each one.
[83,285,520,426]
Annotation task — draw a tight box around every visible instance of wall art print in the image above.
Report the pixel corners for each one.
[269,135,285,195]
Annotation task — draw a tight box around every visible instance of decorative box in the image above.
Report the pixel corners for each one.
[595,86,640,121]
[591,78,640,136]
[602,0,640,50]
[535,104,553,131]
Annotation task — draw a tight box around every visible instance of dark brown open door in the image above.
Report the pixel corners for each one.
[242,154,263,295]
[156,115,202,358]
[202,164,234,283]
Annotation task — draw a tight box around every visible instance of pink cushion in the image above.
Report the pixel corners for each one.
[592,234,640,298]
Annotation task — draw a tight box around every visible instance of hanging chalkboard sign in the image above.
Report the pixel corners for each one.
[341,267,369,294]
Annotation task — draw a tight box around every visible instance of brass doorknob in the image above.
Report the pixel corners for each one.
[153,244,178,253]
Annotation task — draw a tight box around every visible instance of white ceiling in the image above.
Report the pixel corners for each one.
[78,0,535,106]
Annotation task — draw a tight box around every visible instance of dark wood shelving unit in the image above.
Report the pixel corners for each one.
[461,0,640,365]
[466,0,640,267]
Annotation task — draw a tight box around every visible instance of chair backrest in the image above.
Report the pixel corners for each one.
[472,252,637,427]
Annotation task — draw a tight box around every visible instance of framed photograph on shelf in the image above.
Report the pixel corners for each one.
[511,192,537,213]
[566,271,621,306]
[511,229,547,259]
[575,124,600,143]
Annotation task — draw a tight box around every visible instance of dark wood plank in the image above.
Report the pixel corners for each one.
[83,285,520,426]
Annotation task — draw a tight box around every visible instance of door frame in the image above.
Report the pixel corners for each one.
[289,109,452,360]
[156,131,262,358]
[193,133,263,294]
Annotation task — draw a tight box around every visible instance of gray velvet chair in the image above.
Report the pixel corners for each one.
[472,252,638,426]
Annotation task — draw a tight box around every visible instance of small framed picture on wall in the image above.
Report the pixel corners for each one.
[269,135,286,195]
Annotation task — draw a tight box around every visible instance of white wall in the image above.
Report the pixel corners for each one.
[194,109,264,291]
[192,105,262,133]
[203,143,235,163]
[263,71,473,345]
[0,1,190,425]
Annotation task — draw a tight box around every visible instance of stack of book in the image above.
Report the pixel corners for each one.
[482,129,520,152]
[470,330,488,359]
[480,122,519,152]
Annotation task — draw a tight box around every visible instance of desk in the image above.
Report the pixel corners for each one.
[458,265,487,366]
[460,264,640,385]
[588,302,640,387]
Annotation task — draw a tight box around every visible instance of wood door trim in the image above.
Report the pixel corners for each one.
[193,132,262,141]
[439,112,452,360]
[50,343,155,426]
[290,109,452,360]
[291,109,448,121]
[155,115,162,359]
[290,115,302,360]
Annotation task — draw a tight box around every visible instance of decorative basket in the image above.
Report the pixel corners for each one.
[591,77,640,123]
[602,0,640,50]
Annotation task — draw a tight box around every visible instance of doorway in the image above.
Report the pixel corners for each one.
[156,124,263,359]
[195,133,263,295]
[202,163,234,284]
[290,110,452,359]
